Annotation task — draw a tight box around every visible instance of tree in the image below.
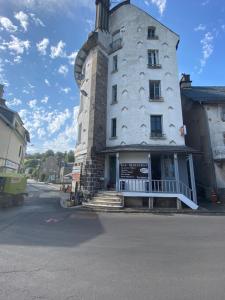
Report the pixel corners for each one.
[67,150,75,163]
[45,150,54,157]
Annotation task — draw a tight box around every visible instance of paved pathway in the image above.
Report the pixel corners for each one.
[0,182,225,299]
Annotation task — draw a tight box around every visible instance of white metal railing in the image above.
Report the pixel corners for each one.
[119,179,193,201]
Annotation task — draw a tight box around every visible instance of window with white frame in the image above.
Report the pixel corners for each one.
[151,115,163,137]
[148,50,160,67]
[149,80,161,100]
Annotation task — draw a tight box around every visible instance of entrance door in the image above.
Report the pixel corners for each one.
[109,156,116,189]
[151,156,161,180]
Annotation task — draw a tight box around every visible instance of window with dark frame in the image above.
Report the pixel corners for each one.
[111,118,117,138]
[19,145,22,157]
[112,85,117,103]
[148,26,157,39]
[148,50,159,67]
[149,80,161,100]
[78,123,82,144]
[113,55,118,72]
[151,115,163,137]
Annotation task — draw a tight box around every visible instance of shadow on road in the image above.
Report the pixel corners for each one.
[0,189,105,248]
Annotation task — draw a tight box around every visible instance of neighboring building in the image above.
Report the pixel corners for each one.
[73,0,198,209]
[0,85,30,173]
[39,156,59,182]
[181,74,225,201]
[59,162,73,183]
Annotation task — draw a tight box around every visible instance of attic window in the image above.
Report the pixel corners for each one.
[148,26,158,39]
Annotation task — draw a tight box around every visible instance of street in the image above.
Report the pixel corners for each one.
[0,182,225,300]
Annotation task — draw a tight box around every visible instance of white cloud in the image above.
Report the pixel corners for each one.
[67,51,77,65]
[44,79,50,86]
[199,32,214,73]
[0,58,9,87]
[194,24,206,32]
[29,13,45,27]
[37,127,46,138]
[13,55,22,64]
[41,96,48,104]
[0,16,17,32]
[202,0,210,5]
[43,106,79,152]
[60,87,71,94]
[48,108,71,134]
[58,64,68,76]
[36,38,49,55]
[2,35,30,55]
[28,99,37,108]
[0,0,94,15]
[145,0,167,15]
[14,11,29,31]
[50,40,66,59]
[7,97,22,106]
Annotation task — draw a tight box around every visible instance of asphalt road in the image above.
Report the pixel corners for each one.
[0,182,225,300]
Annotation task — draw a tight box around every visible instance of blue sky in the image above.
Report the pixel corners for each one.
[0,0,224,153]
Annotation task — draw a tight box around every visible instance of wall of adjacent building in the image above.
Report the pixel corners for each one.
[106,4,185,147]
[0,118,25,171]
[204,104,225,189]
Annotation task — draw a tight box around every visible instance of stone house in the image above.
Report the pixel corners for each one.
[181,74,225,201]
[73,0,198,210]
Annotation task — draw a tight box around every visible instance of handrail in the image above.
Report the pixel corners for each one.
[119,179,193,200]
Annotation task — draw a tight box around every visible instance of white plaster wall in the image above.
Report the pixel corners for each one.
[107,4,185,147]
[205,105,225,159]
[119,152,148,164]
[205,104,225,188]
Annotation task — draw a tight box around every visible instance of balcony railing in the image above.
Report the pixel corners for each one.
[119,179,193,201]
[109,38,123,54]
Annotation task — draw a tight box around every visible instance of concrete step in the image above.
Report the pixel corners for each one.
[84,202,123,209]
[97,191,121,196]
[94,196,122,201]
[92,200,122,206]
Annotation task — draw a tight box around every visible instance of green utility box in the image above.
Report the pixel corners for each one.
[0,173,27,208]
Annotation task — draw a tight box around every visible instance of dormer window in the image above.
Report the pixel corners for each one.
[148,26,158,39]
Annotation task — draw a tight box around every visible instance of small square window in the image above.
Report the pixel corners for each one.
[148,27,157,39]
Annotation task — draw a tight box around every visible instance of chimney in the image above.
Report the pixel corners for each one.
[95,0,110,32]
[180,74,192,89]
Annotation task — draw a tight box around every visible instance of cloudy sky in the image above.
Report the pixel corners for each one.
[0,0,224,153]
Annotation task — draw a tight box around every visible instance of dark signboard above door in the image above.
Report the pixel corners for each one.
[120,163,148,179]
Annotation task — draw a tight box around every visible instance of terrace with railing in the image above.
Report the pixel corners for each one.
[119,179,193,202]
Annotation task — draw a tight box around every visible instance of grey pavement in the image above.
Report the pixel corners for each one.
[0,182,225,300]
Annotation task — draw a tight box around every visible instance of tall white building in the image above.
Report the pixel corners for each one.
[73,0,198,209]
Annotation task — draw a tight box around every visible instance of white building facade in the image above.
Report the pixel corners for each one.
[73,0,198,209]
